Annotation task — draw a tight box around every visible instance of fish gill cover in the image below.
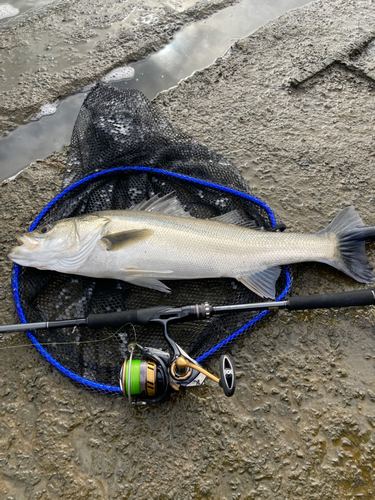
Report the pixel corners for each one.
[13,83,291,391]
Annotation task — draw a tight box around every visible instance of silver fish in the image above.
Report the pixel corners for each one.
[8,193,375,299]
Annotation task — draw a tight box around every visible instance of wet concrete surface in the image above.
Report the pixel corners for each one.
[2,0,375,498]
[0,0,239,135]
[0,0,312,182]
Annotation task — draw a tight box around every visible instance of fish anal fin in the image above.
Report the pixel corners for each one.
[102,228,153,251]
[237,266,281,299]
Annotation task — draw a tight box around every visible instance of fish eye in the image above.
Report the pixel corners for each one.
[40,225,52,234]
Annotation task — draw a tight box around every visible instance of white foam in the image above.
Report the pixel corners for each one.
[35,101,59,119]
[101,66,135,83]
[0,3,19,19]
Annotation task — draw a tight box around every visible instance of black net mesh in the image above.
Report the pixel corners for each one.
[15,84,290,390]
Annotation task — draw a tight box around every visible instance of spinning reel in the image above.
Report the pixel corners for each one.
[119,344,235,404]
[119,304,236,404]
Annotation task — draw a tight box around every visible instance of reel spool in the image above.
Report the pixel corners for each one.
[120,358,170,403]
[120,359,158,398]
[119,344,171,404]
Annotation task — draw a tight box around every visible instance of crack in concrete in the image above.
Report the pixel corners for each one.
[290,61,375,89]
[289,31,375,87]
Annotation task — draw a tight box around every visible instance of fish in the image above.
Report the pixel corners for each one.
[8,193,375,299]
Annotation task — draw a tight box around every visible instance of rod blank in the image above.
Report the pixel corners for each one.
[0,318,87,333]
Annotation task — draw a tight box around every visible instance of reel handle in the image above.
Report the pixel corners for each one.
[174,356,236,397]
[174,357,220,383]
[219,354,236,397]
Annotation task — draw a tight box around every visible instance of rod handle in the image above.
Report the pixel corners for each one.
[288,289,375,311]
[87,306,169,329]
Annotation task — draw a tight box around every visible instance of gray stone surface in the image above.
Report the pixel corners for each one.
[2,0,375,498]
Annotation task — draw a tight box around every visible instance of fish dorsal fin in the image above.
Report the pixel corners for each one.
[212,210,259,229]
[102,228,153,251]
[132,192,191,217]
[237,266,281,299]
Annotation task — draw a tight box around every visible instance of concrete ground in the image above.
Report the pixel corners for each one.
[1,0,375,498]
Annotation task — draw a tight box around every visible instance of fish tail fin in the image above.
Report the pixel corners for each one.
[318,206,375,283]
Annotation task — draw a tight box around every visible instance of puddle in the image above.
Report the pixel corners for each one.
[0,0,314,183]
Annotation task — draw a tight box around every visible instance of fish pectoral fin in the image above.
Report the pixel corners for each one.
[124,275,171,293]
[237,266,281,299]
[101,229,153,251]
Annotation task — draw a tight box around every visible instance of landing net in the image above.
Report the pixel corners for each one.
[12,84,291,391]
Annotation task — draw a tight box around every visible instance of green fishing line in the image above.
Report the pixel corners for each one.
[125,359,141,395]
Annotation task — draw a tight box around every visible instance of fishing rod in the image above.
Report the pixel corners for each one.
[2,288,374,334]
[2,288,374,404]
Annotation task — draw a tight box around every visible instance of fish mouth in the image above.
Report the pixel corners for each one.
[8,235,41,265]
[16,235,40,249]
